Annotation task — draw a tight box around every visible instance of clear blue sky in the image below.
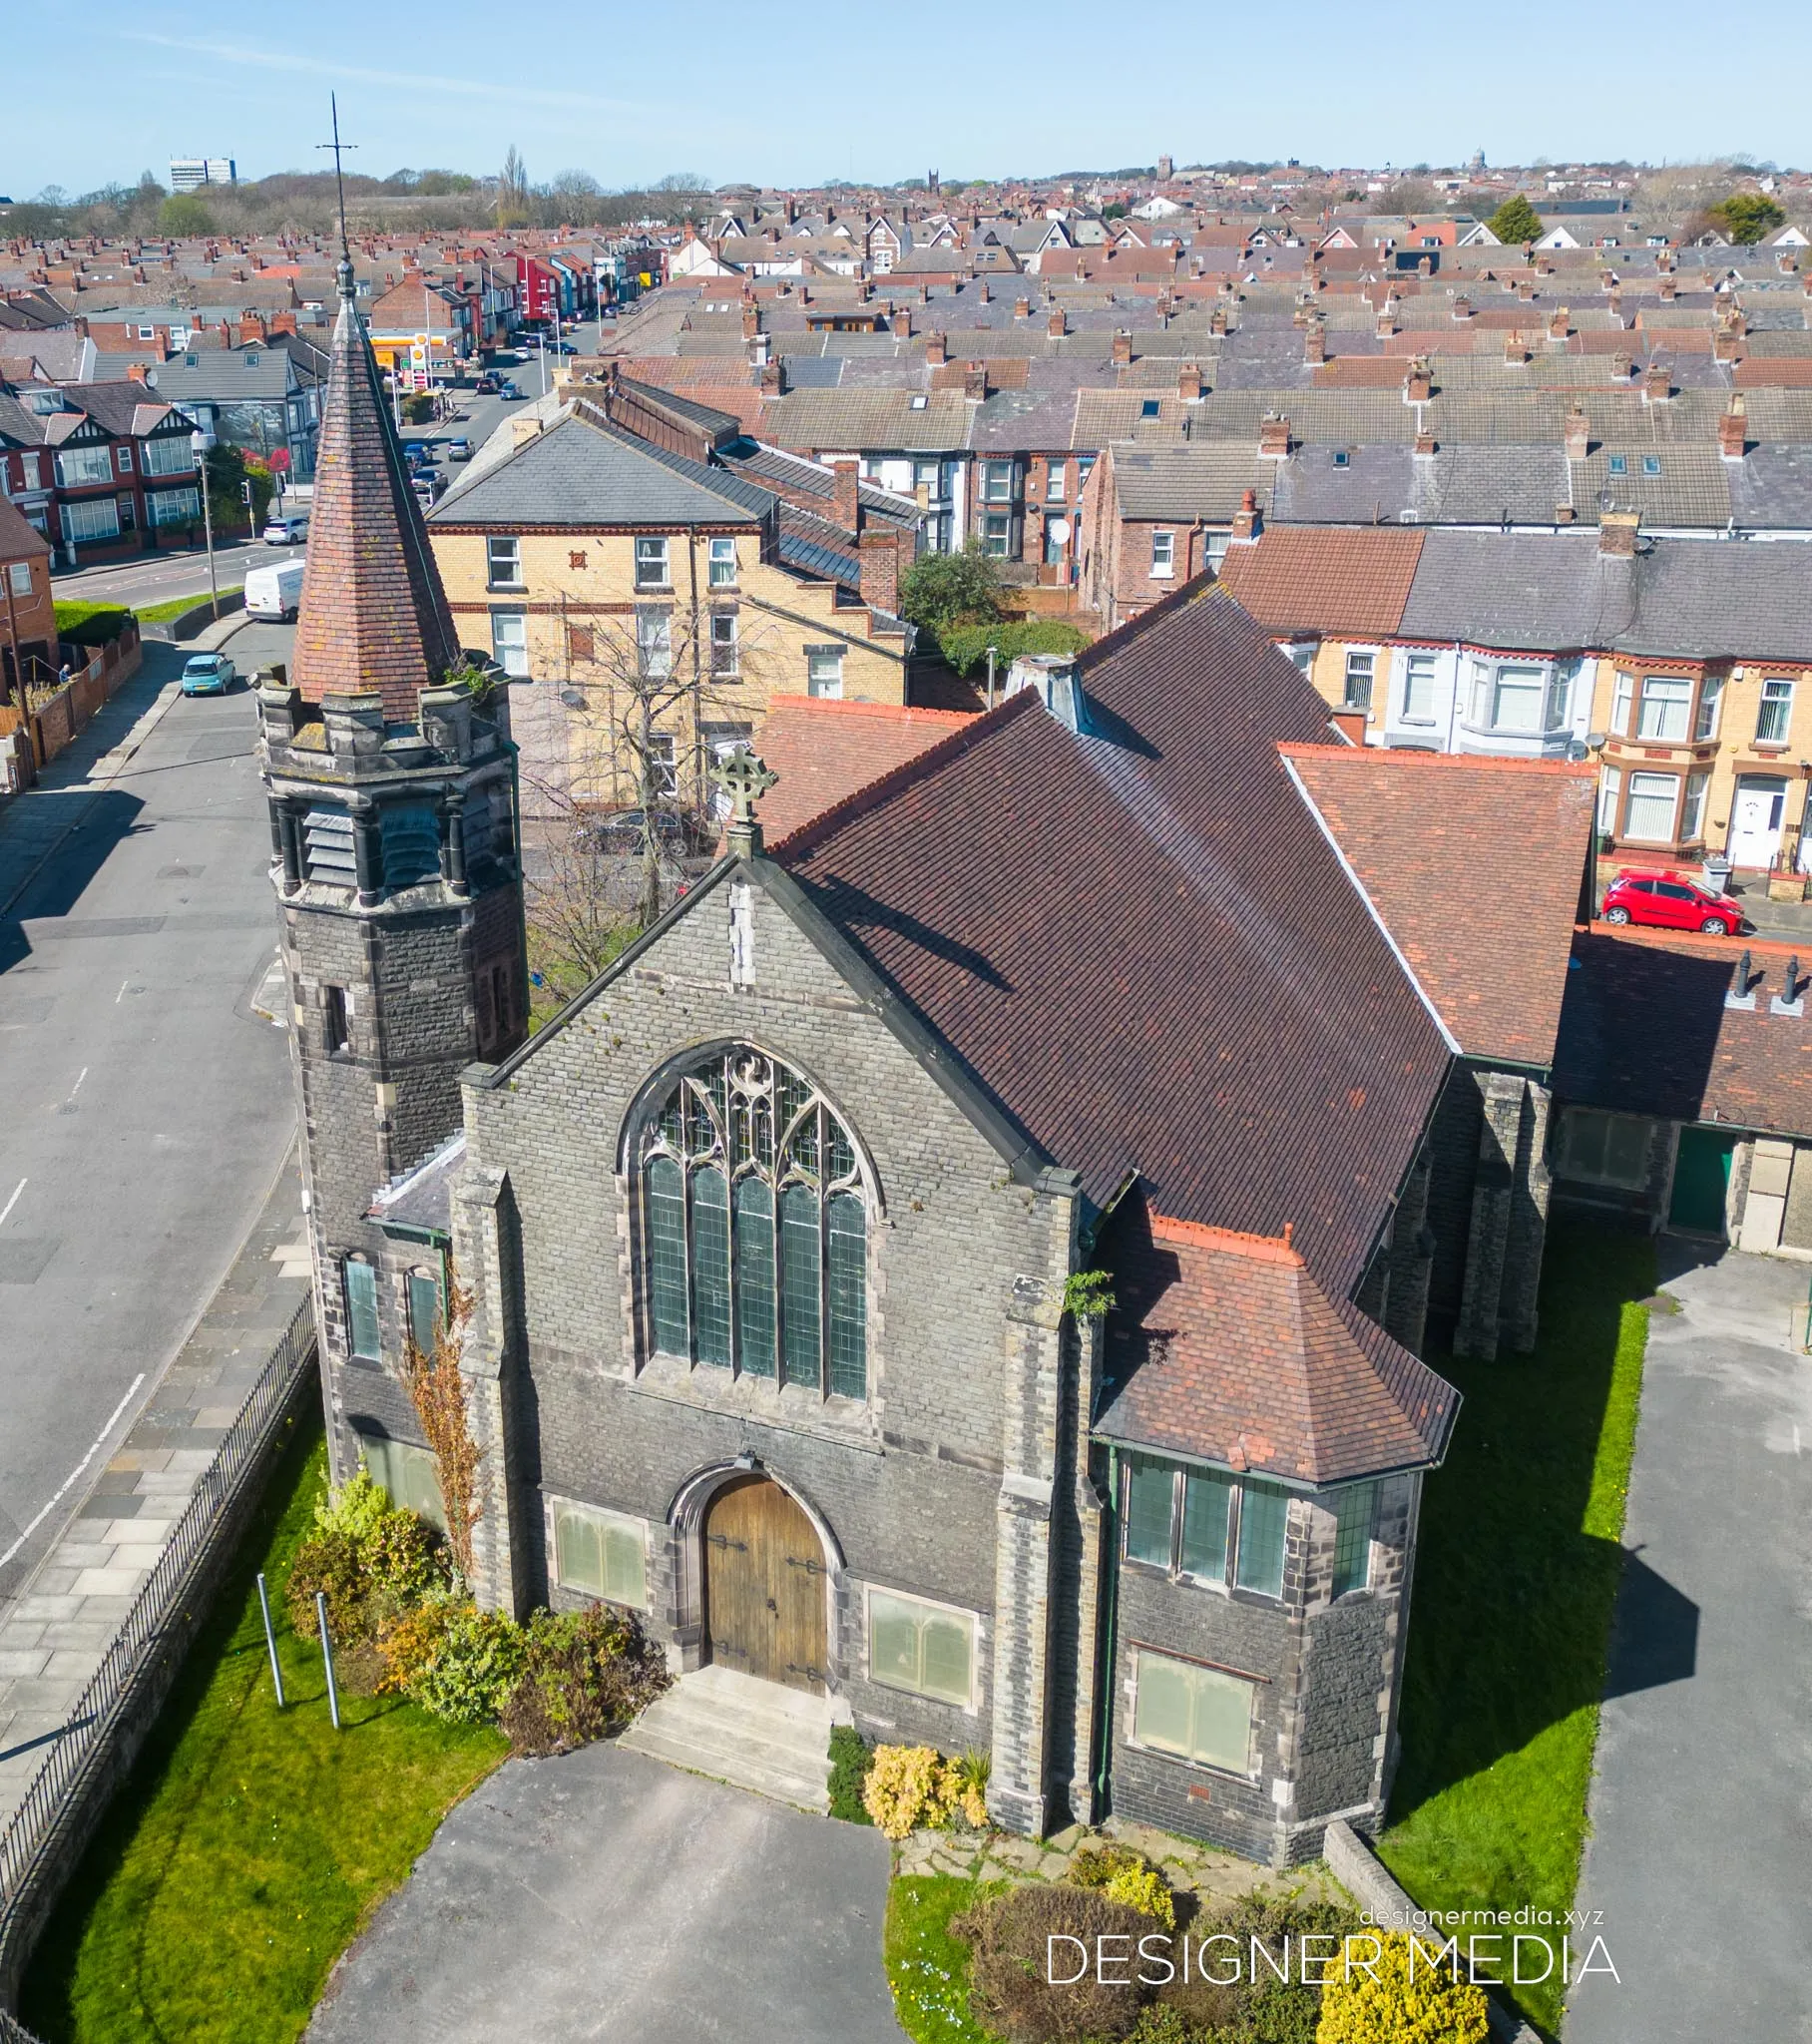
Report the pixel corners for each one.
[9,0,1811,198]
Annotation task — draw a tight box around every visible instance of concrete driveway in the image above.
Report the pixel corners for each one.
[306,1743,901,2044]
[1570,1245,1812,2043]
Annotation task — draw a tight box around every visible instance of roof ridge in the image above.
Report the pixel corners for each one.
[1279,742,1595,778]
[764,693,974,727]
[1589,919,1808,959]
[1148,1212,1304,1267]
[768,689,1038,861]
[1074,570,1219,679]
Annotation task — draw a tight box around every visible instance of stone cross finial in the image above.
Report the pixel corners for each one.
[712,745,779,857]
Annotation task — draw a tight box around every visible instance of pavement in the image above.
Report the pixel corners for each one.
[1569,1244,1812,2044]
[305,1743,900,2044]
[0,616,298,1613]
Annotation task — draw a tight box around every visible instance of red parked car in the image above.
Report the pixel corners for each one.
[1601,869,1746,936]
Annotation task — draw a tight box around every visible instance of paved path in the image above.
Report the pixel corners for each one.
[306,1743,900,2044]
[0,620,296,1608]
[1570,1246,1812,2044]
[0,1153,309,1824]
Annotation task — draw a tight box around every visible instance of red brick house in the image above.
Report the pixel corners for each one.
[0,490,56,701]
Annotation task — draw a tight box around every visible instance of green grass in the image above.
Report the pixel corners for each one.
[51,603,133,646]
[20,1414,507,2044]
[885,1875,1002,2044]
[134,588,242,627]
[1377,1221,1653,2036]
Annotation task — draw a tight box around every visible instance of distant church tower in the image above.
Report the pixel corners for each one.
[257,249,526,1476]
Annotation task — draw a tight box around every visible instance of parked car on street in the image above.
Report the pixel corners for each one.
[181,653,236,697]
[498,381,523,400]
[412,471,447,506]
[473,374,499,394]
[1601,869,1747,936]
[551,339,578,354]
[446,437,473,461]
[261,510,309,545]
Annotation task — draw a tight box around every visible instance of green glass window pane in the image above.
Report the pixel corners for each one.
[733,1178,776,1378]
[869,1594,921,1691]
[364,1436,444,1531]
[691,1168,731,1365]
[555,1502,605,1595]
[787,1111,821,1180]
[1235,1479,1289,1597]
[779,1182,821,1389]
[658,1090,683,1151]
[1132,1652,1194,1758]
[343,1260,380,1360]
[920,1612,973,1705]
[601,1523,646,1607]
[647,1155,688,1355]
[1180,1470,1232,1580]
[1331,1482,1377,1600]
[826,1193,866,1399]
[1188,1667,1253,1772]
[407,1272,440,1355]
[825,1116,855,1184]
[1125,1455,1174,1567]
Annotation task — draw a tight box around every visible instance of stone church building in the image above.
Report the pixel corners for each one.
[264,260,1592,1865]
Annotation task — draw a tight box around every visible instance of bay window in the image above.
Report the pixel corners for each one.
[61,496,120,543]
[1597,765,1621,834]
[1636,675,1691,742]
[142,435,195,477]
[1401,652,1437,723]
[1489,664,1546,734]
[1693,674,1723,741]
[147,487,201,527]
[1122,1454,1290,1601]
[1622,770,1680,842]
[1331,1483,1377,1599]
[56,444,115,488]
[1681,770,1710,842]
[1610,672,1634,737]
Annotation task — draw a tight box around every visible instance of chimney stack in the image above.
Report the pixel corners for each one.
[1505,330,1530,365]
[1414,425,1437,458]
[1177,362,1203,401]
[1112,328,1132,365]
[1376,303,1397,338]
[1720,393,1748,460]
[1403,357,1432,403]
[1549,304,1570,339]
[1642,361,1671,403]
[1013,294,1031,319]
[893,306,913,337]
[1258,412,1291,459]
[1564,404,1589,460]
[1452,292,1474,320]
[1303,318,1326,363]
[1611,349,1633,380]
[925,330,947,365]
[859,526,901,615]
[741,303,759,337]
[1048,308,1067,338]
[1659,274,1677,301]
[1228,488,1261,544]
[1599,510,1640,558]
[829,458,860,532]
[1209,306,1229,335]
[963,361,988,402]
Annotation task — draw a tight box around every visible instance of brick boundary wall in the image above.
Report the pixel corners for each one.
[20,627,143,776]
[0,1315,318,2016]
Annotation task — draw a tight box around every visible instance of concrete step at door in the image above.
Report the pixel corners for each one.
[622,1663,835,1812]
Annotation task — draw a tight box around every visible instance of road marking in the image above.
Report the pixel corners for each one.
[0,1372,146,1574]
[0,1179,24,1229]
[116,978,131,1004]
[63,1067,89,1109]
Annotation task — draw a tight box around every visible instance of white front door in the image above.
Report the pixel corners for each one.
[1728,776,1788,867]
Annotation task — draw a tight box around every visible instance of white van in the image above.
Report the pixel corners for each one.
[244,559,305,623]
[262,510,309,545]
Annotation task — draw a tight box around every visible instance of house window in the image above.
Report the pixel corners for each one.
[147,487,202,527]
[1623,770,1680,842]
[1597,766,1621,834]
[1139,398,1160,419]
[1560,1108,1650,1189]
[1694,674,1723,741]
[1637,675,1692,742]
[634,535,671,588]
[1149,530,1175,578]
[490,608,529,678]
[1122,1455,1288,1601]
[868,1588,976,1708]
[9,562,32,597]
[1487,664,1546,733]
[342,1258,380,1360]
[1757,678,1794,745]
[486,534,522,588]
[707,537,737,587]
[806,647,844,698]
[981,460,1014,503]
[1401,652,1437,723]
[1343,650,1374,711]
[1610,672,1634,736]
[61,496,121,543]
[117,445,134,474]
[1681,769,1710,842]
[143,436,195,476]
[1077,456,1096,492]
[56,445,115,488]
[358,1432,445,1530]
[710,612,739,675]
[637,607,673,679]
[640,1046,868,1398]
[323,983,351,1057]
[1234,1478,1288,1596]
[1045,460,1066,502]
[982,514,1011,559]
[1131,1648,1255,1776]
[408,1270,441,1354]
[1331,1483,1377,1599]
[552,1497,647,1608]
[1284,644,1314,676]
[1642,455,1661,477]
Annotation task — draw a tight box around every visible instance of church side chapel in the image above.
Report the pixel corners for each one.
[264,253,1592,1866]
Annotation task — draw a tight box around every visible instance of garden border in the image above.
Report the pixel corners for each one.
[0,1302,318,2015]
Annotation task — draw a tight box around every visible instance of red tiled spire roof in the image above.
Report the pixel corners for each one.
[289,272,463,721]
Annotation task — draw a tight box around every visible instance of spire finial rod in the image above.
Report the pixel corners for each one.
[316,94,358,305]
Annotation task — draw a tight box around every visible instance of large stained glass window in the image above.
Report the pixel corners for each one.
[640,1047,868,1399]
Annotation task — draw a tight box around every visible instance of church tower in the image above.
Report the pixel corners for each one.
[258,248,526,1476]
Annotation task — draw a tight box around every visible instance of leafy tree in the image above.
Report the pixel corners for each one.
[938,617,1089,678]
[159,192,216,236]
[203,442,273,533]
[1711,192,1786,245]
[1102,202,1129,221]
[1486,195,1544,247]
[897,542,1003,642]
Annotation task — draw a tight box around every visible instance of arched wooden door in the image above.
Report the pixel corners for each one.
[702,1476,826,1695]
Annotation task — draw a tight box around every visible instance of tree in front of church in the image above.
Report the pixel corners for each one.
[1486,195,1544,248]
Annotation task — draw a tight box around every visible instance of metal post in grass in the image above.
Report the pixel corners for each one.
[256,1571,285,1708]
[316,1590,341,1732]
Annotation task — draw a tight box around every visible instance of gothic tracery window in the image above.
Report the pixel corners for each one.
[640,1047,867,1399]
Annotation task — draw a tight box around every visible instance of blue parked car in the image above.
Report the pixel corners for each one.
[181,653,236,697]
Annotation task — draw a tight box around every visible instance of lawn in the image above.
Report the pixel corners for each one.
[135,588,242,627]
[1378,1220,1653,2036]
[19,1413,507,2044]
[885,1875,1001,2044]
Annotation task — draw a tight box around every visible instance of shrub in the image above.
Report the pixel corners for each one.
[285,1465,448,1644]
[828,1726,876,1824]
[952,1881,1151,2044]
[937,618,1090,680]
[865,1745,954,1839]
[898,542,1003,638]
[1152,1893,1364,2044]
[1104,1865,1174,1929]
[404,392,436,423]
[402,1603,527,1725]
[497,1603,670,1756]
[1313,1930,1490,2044]
[1066,1842,1148,1890]
[1126,2010,1197,2044]
[375,1592,459,1696]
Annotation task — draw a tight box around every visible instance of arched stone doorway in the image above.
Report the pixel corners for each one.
[702,1475,827,1695]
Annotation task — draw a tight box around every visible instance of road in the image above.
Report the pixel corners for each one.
[0,620,299,1608]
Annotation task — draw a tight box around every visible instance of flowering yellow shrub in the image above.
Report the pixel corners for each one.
[1103,1863,1175,1927]
[864,1745,952,1838]
[1315,1931,1491,2044]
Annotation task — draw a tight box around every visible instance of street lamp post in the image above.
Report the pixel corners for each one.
[192,429,220,621]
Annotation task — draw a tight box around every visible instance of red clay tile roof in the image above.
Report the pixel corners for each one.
[770,582,1452,1295]
[1280,745,1596,1067]
[755,696,975,846]
[290,288,464,722]
[0,491,52,560]
[1095,1197,1459,1483]
[1556,924,1812,1138]
[1214,526,1427,641]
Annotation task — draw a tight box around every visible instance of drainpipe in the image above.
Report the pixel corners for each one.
[1091,1441,1123,1811]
